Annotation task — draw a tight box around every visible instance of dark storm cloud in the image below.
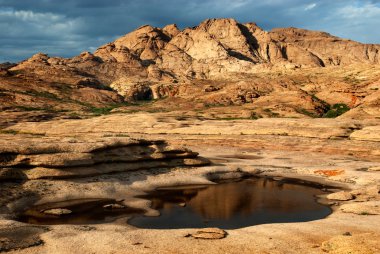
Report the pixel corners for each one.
[0,0,379,62]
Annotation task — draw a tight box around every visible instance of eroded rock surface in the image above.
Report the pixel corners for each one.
[321,233,380,254]
[0,226,46,252]
[326,191,354,201]
[0,136,209,181]
[340,202,380,215]
[43,208,72,216]
[0,118,379,253]
[188,228,227,240]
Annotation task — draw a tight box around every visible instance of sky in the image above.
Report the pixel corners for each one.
[1,0,380,63]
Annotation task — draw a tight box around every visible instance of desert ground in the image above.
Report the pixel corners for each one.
[1,112,379,254]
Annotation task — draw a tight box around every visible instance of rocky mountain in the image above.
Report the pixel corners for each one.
[11,18,380,80]
[1,18,379,122]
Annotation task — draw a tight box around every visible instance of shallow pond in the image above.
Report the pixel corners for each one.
[129,178,331,229]
[18,177,332,229]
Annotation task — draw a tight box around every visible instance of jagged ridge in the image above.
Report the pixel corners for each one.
[11,18,380,82]
[1,18,379,120]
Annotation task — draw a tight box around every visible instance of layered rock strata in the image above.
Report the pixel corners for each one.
[0,137,209,181]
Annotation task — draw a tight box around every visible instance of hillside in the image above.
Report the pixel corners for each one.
[1,18,379,126]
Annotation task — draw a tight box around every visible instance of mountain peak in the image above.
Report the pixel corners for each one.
[16,18,380,80]
[163,24,180,37]
[197,18,240,31]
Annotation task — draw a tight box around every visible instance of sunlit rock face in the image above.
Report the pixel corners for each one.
[12,18,380,82]
[1,18,380,121]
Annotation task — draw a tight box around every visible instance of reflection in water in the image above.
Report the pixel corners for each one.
[129,178,331,229]
[18,198,144,225]
[17,178,331,228]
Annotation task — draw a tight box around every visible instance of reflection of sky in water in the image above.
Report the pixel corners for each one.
[130,178,331,229]
[19,178,331,228]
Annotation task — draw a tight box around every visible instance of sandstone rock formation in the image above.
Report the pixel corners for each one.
[0,226,46,252]
[0,136,209,181]
[1,18,380,121]
[12,18,379,81]
[188,228,228,240]
[326,191,354,201]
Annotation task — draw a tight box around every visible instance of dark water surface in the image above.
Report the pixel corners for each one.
[18,198,144,225]
[18,178,331,228]
[128,178,332,229]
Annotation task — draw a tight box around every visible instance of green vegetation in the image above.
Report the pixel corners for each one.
[14,105,69,113]
[115,133,129,137]
[67,112,81,119]
[323,104,350,118]
[296,104,350,118]
[23,132,46,136]
[204,103,227,108]
[311,94,330,108]
[343,75,361,85]
[263,108,280,118]
[0,129,19,135]
[145,108,168,113]
[14,106,45,111]
[296,108,318,118]
[0,129,45,136]
[250,112,263,120]
[88,106,116,115]
[24,90,61,100]
[301,94,351,118]
[87,102,131,116]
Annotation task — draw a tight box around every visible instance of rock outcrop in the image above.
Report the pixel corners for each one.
[12,18,380,82]
[5,114,364,139]
[187,228,228,240]
[1,18,380,120]
[0,136,209,181]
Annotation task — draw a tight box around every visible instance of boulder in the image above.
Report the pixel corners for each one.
[42,208,72,215]
[103,204,126,210]
[326,191,354,201]
[188,228,227,240]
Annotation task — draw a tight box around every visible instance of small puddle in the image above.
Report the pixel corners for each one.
[17,178,332,229]
[128,177,331,229]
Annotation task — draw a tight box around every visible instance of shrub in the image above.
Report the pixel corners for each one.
[87,102,130,115]
[89,106,115,115]
[0,129,19,135]
[295,108,318,118]
[323,104,350,118]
